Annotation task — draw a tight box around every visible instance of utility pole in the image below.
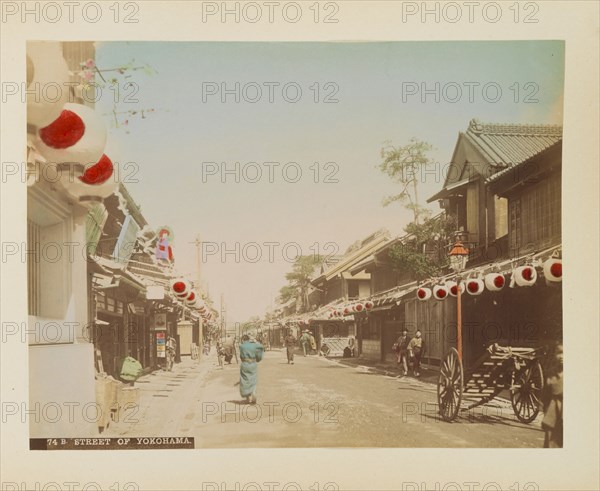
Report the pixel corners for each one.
[194,235,203,358]
[220,292,226,341]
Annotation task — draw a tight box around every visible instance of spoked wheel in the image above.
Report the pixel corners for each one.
[321,344,331,357]
[510,360,544,423]
[438,348,464,422]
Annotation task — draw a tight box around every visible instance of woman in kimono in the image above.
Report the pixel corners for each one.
[239,334,264,404]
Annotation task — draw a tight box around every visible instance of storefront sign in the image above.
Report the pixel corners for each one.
[156,332,166,358]
[154,313,167,331]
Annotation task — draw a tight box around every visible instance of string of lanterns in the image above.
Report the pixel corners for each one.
[169,278,213,321]
[27,42,117,203]
[279,251,561,325]
[415,256,561,302]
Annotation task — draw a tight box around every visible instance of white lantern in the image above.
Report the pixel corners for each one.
[445,281,465,297]
[543,258,562,283]
[433,284,449,300]
[484,273,506,292]
[55,155,117,202]
[465,278,484,296]
[36,103,107,166]
[27,42,71,128]
[513,266,538,287]
[170,278,191,297]
[416,287,432,301]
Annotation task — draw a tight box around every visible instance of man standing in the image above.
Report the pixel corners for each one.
[407,330,425,377]
[284,329,297,364]
[300,330,311,356]
[395,329,410,376]
[239,334,264,404]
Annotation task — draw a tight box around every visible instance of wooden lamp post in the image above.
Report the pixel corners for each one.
[448,239,469,362]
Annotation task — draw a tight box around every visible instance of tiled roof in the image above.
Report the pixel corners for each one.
[464,118,562,168]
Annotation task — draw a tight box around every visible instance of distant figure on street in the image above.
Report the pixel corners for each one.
[284,330,297,364]
[542,343,563,448]
[239,334,264,404]
[309,332,317,354]
[300,330,311,356]
[407,330,425,377]
[395,329,411,376]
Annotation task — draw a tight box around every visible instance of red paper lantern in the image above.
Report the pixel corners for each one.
[513,266,537,287]
[417,287,432,301]
[543,258,562,283]
[365,301,374,310]
[484,273,505,292]
[466,279,484,296]
[433,285,448,300]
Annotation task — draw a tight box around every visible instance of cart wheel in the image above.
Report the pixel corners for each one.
[438,348,463,422]
[511,360,544,423]
[321,344,331,357]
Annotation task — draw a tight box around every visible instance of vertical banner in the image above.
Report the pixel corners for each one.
[156,332,166,358]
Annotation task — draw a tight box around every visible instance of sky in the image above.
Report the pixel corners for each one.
[95,41,564,324]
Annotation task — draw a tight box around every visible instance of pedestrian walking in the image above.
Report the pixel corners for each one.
[407,330,425,377]
[300,330,311,356]
[395,329,410,376]
[309,332,317,354]
[541,343,563,448]
[239,334,264,405]
[284,329,297,364]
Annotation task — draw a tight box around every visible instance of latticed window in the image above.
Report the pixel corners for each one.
[509,172,561,256]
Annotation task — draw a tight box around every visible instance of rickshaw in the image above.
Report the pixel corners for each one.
[437,343,545,423]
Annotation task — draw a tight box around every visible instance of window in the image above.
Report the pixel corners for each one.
[509,172,561,256]
[347,281,359,299]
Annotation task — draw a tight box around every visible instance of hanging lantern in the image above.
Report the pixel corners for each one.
[184,291,197,306]
[343,306,352,315]
[27,42,71,128]
[513,265,538,287]
[543,258,562,283]
[354,303,364,312]
[170,278,191,298]
[433,284,449,300]
[55,155,117,202]
[365,301,374,311]
[446,281,465,297]
[484,273,505,292]
[36,103,107,166]
[416,287,432,301]
[466,278,484,296]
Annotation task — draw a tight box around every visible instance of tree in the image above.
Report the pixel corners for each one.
[278,255,323,313]
[378,138,435,225]
[388,214,456,280]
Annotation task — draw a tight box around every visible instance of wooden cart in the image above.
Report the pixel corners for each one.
[437,343,545,423]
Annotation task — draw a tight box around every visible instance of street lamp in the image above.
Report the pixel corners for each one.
[448,239,469,362]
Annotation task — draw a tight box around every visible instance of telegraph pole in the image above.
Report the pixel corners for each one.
[194,235,203,358]
[220,292,226,341]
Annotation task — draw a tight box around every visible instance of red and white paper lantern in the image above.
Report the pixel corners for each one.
[184,291,198,306]
[484,273,505,292]
[36,103,107,166]
[170,278,191,298]
[364,301,374,311]
[446,281,464,297]
[416,287,432,301]
[354,303,364,312]
[466,278,484,296]
[433,284,449,300]
[512,265,537,287]
[543,258,562,283]
[27,42,71,128]
[343,306,352,315]
[56,154,117,202]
